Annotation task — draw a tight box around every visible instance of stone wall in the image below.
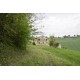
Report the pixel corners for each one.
[34,36,49,45]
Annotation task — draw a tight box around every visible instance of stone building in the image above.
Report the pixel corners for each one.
[33,36,61,48]
[34,36,49,45]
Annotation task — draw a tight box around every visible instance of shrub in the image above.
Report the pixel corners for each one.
[0,13,32,49]
[54,42,59,48]
[49,36,59,48]
[49,36,55,46]
[33,41,36,45]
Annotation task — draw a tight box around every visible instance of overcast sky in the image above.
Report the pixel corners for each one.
[34,13,80,37]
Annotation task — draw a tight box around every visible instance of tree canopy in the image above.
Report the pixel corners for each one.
[0,13,33,49]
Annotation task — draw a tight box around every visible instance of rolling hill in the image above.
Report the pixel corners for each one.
[57,37,80,51]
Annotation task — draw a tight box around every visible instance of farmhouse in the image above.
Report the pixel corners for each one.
[33,36,62,48]
[34,36,49,45]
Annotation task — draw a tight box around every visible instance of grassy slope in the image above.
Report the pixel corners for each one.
[57,37,80,51]
[40,46,80,66]
[0,43,80,66]
[0,43,27,66]
[17,45,80,66]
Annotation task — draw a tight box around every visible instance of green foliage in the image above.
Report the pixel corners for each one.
[54,42,59,48]
[0,13,32,49]
[49,36,60,48]
[49,36,56,46]
[33,41,36,45]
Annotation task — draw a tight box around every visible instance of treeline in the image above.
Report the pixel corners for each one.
[0,13,33,49]
[63,35,80,38]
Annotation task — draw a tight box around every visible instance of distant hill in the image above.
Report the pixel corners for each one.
[57,37,80,51]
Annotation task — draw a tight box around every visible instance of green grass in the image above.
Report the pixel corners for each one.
[57,37,80,51]
[40,46,80,66]
[0,43,27,66]
[19,45,80,66]
[0,43,80,66]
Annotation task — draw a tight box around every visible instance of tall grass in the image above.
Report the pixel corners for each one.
[0,44,80,66]
[0,43,27,66]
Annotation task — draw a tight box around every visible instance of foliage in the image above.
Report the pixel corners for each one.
[0,13,33,49]
[33,41,36,45]
[30,14,45,39]
[49,36,56,46]
[54,42,59,48]
[49,36,60,48]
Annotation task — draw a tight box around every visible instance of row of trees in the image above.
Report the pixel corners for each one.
[0,13,34,49]
[63,35,80,38]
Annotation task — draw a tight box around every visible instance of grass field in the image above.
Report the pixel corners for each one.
[17,45,80,66]
[0,37,80,66]
[1,43,80,66]
[57,37,80,51]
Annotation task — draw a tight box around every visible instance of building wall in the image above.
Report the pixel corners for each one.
[34,36,49,45]
[33,36,61,48]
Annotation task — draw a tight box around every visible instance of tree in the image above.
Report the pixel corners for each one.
[77,35,80,37]
[0,13,33,49]
[30,14,45,40]
[49,36,59,48]
[49,36,55,46]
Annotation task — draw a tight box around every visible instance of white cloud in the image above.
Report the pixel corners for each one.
[35,13,80,37]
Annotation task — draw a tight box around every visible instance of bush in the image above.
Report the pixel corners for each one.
[49,36,55,46]
[0,13,32,49]
[54,42,59,48]
[49,36,59,48]
[33,41,36,45]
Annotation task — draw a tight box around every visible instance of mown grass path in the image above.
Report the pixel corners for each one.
[17,45,80,66]
[0,44,80,66]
